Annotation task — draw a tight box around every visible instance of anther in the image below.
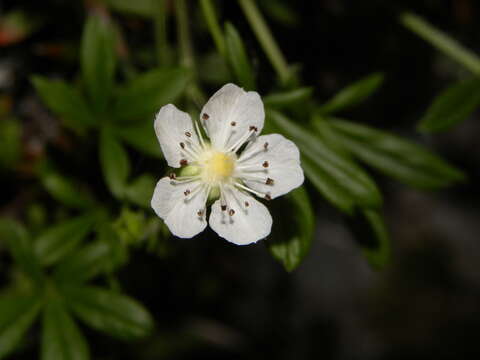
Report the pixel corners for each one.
[265,194,272,201]
[262,161,269,168]
[180,142,185,149]
[184,189,191,196]
[221,205,227,211]
[249,126,258,132]
[244,201,250,207]
[169,173,176,180]
[229,209,235,216]
[185,131,191,137]
[264,142,269,150]
[180,159,188,166]
[230,121,236,126]
[202,113,209,120]
[197,210,204,217]
[266,178,274,185]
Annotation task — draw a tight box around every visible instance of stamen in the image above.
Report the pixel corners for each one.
[169,173,176,179]
[197,209,204,217]
[184,183,206,201]
[265,193,272,200]
[180,159,188,166]
[244,201,249,207]
[264,142,269,150]
[233,181,266,198]
[221,205,227,211]
[226,127,257,153]
[249,126,258,132]
[169,175,200,185]
[262,161,269,168]
[194,120,207,149]
[266,178,274,185]
[185,131,192,137]
[180,142,185,149]
[202,113,209,121]
[229,209,235,216]
[230,121,236,126]
[184,189,191,196]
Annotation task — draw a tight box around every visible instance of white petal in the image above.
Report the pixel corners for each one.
[151,177,208,238]
[237,134,304,199]
[154,104,200,168]
[209,187,272,245]
[200,83,264,150]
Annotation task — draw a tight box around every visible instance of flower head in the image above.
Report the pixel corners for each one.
[151,83,304,245]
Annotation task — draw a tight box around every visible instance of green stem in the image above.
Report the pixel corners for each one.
[154,0,170,66]
[238,0,290,83]
[401,12,480,76]
[200,0,226,56]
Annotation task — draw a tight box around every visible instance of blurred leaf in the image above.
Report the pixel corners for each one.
[0,295,42,359]
[263,87,313,109]
[31,76,95,131]
[81,14,116,112]
[267,110,382,213]
[98,220,128,272]
[41,300,89,360]
[225,22,255,90]
[267,187,314,271]
[113,67,190,122]
[418,78,480,132]
[40,169,94,209]
[114,122,162,158]
[99,127,130,197]
[0,219,44,285]
[259,0,299,27]
[198,52,230,85]
[54,241,112,284]
[318,73,384,114]
[322,119,465,189]
[107,0,153,17]
[62,286,154,340]
[124,174,156,208]
[0,118,21,169]
[34,214,96,266]
[0,10,41,46]
[361,210,391,269]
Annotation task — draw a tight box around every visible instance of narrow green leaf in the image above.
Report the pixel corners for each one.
[361,210,390,269]
[34,214,96,266]
[124,174,156,208]
[318,73,384,114]
[0,219,44,285]
[263,87,313,108]
[224,22,255,90]
[322,119,465,189]
[114,122,162,158]
[0,295,42,359]
[81,14,116,112]
[267,110,382,213]
[418,78,480,132]
[41,170,94,209]
[400,12,480,75]
[54,241,112,284]
[113,67,190,122]
[41,300,89,360]
[31,76,94,131]
[99,127,130,197]
[0,118,21,169]
[107,0,153,17]
[62,286,154,340]
[267,187,315,271]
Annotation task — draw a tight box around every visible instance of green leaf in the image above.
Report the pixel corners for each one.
[322,119,465,189]
[418,78,480,132]
[81,14,116,112]
[54,241,112,284]
[40,170,94,209]
[113,67,190,122]
[31,76,95,131]
[0,295,42,359]
[361,210,391,269]
[224,22,255,90]
[0,219,44,285]
[114,122,162,158]
[124,174,156,208]
[267,110,382,213]
[0,118,21,170]
[107,0,153,17]
[99,127,130,197]
[318,73,384,114]
[34,214,96,266]
[62,286,154,340]
[41,300,89,360]
[267,187,314,271]
[263,87,313,108]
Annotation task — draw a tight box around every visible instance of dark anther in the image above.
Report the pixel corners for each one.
[180,159,188,166]
[229,209,235,216]
[169,173,176,179]
[185,131,192,137]
[264,142,269,150]
[197,210,204,217]
[249,126,258,132]
[231,121,236,126]
[262,161,269,168]
[180,142,185,149]
[265,194,272,201]
[266,178,274,185]
[184,189,191,196]
[221,205,227,211]
[202,113,209,120]
[244,201,250,207]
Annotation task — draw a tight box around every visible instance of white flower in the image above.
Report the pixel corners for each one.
[151,83,304,245]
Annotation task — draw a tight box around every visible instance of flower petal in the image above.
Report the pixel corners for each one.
[237,134,304,199]
[154,104,200,168]
[151,177,208,238]
[200,83,264,150]
[209,187,272,245]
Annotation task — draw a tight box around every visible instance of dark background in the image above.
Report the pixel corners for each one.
[2,0,480,359]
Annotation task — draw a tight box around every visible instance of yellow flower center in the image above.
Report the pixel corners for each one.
[200,150,235,184]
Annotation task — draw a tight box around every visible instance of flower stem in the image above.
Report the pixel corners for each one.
[400,12,480,76]
[237,0,290,84]
[200,0,226,57]
[154,0,170,66]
